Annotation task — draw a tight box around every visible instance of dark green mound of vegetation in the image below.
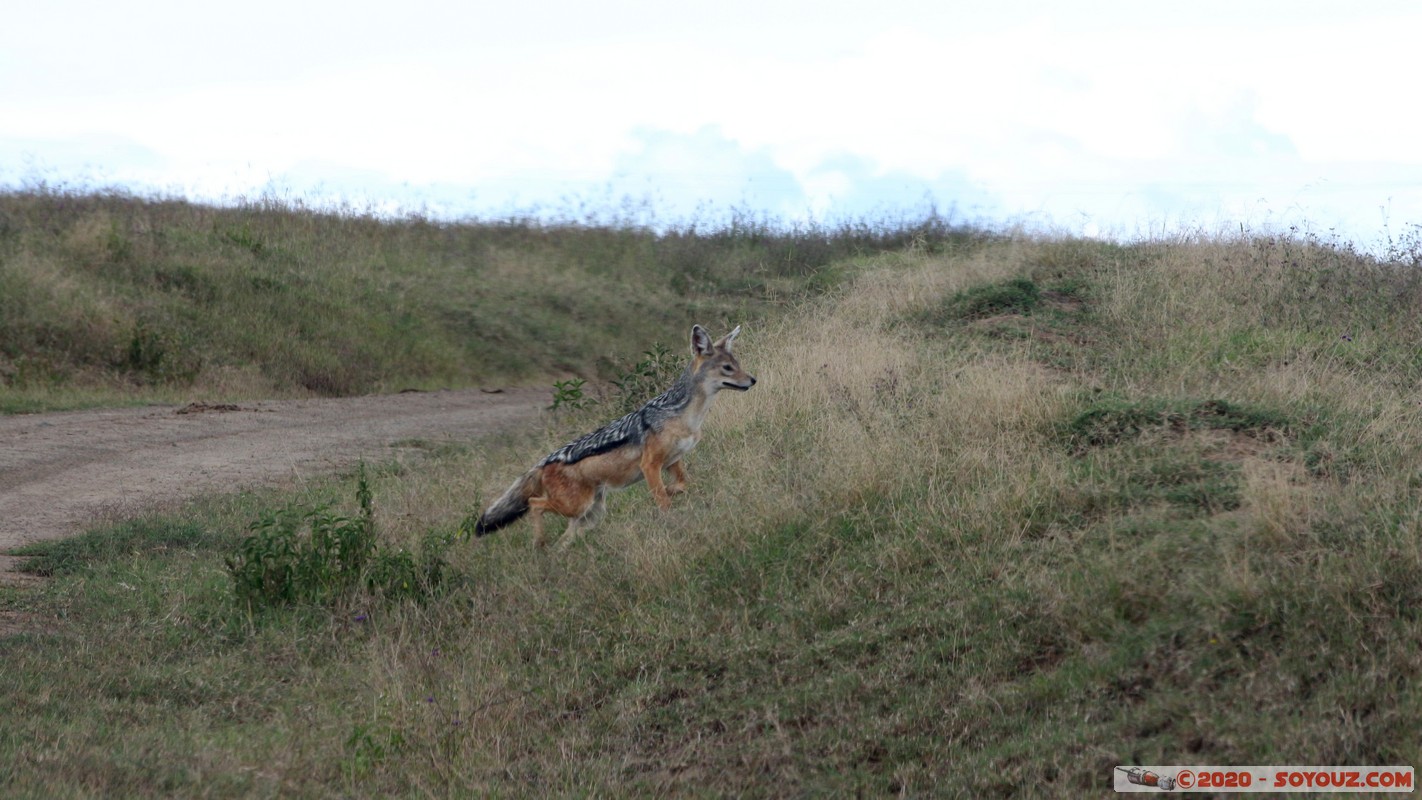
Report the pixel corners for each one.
[945,275,1043,318]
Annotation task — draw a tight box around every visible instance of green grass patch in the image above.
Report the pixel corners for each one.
[1063,397,1294,452]
[12,516,231,578]
[912,273,1098,377]
[1080,452,1244,518]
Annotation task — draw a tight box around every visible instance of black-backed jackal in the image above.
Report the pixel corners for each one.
[474,325,756,548]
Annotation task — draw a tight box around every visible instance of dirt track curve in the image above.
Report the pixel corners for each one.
[0,387,547,586]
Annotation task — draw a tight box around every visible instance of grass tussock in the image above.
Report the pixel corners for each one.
[5,214,1422,795]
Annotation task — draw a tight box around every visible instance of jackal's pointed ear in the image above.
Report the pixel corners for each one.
[714,324,742,352]
[691,324,714,357]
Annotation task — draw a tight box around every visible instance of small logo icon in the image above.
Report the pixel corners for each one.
[1117,767,1177,791]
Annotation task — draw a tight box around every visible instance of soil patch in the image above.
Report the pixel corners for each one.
[0,387,546,585]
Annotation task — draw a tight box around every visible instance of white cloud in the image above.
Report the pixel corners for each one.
[3,1,1421,244]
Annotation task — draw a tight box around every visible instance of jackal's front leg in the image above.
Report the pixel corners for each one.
[666,461,688,496]
[640,449,673,511]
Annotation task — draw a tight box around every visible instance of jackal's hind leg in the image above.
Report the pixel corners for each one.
[557,488,607,550]
[528,496,551,549]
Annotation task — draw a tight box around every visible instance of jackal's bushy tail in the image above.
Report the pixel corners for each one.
[474,468,543,536]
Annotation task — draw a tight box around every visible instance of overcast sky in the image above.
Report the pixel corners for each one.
[4,1,1420,245]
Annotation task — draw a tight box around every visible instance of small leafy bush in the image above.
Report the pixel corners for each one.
[610,342,682,416]
[121,323,202,385]
[226,464,454,610]
[549,377,596,411]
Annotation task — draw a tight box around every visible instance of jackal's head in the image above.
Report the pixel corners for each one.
[691,324,756,393]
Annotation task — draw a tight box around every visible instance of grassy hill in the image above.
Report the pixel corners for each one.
[0,188,976,412]
[3,196,1422,796]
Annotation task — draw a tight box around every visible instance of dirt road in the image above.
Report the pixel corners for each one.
[0,387,547,584]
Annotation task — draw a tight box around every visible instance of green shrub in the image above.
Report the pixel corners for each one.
[609,342,682,416]
[549,377,596,411]
[225,464,453,610]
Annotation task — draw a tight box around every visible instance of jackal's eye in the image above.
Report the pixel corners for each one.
[721,364,734,372]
